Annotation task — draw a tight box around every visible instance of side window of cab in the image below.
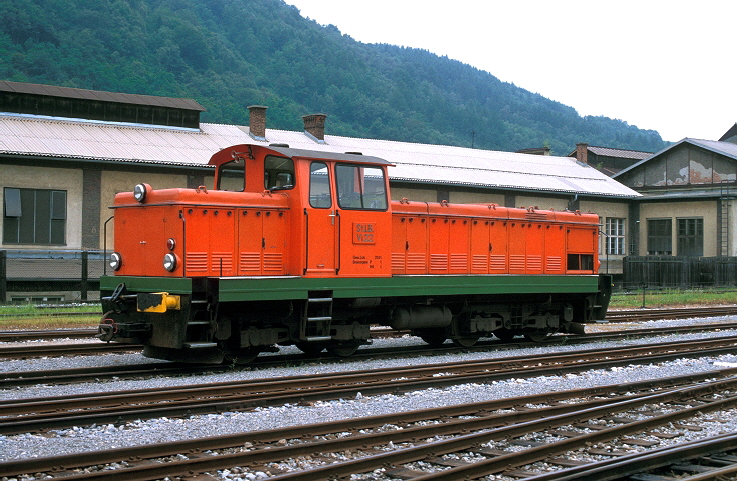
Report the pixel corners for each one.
[264,155,295,191]
[309,162,331,208]
[335,164,388,210]
[216,158,245,191]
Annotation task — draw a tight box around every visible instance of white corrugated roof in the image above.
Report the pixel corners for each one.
[0,114,640,197]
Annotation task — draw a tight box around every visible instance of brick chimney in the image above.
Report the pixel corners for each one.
[302,113,327,142]
[247,105,268,140]
[575,142,589,164]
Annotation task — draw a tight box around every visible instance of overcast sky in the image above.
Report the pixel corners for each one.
[283,0,735,143]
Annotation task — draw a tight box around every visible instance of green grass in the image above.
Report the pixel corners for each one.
[610,288,737,309]
[0,304,101,329]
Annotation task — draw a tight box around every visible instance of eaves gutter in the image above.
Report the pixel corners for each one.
[389,176,641,199]
[0,152,215,171]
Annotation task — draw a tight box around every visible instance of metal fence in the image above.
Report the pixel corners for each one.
[623,256,737,289]
[0,250,104,303]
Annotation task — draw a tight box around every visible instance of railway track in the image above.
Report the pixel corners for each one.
[3,319,737,363]
[0,341,141,358]
[606,305,737,322]
[1,371,736,480]
[0,327,99,341]
[2,336,737,436]
[3,322,737,386]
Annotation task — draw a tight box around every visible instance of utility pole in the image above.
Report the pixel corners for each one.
[471,130,476,149]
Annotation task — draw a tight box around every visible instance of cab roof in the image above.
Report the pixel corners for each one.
[208,143,393,169]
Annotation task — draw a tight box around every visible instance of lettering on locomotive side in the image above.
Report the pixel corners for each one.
[352,255,383,268]
[353,222,376,244]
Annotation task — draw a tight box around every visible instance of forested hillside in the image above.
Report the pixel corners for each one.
[0,0,667,154]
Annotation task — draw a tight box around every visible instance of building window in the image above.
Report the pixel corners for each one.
[3,188,67,245]
[647,219,672,255]
[605,217,626,255]
[677,218,703,256]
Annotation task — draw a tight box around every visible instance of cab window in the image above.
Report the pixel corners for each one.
[335,164,387,210]
[264,155,294,191]
[216,159,245,191]
[309,162,331,208]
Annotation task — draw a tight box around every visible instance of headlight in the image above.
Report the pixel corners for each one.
[163,253,177,272]
[109,252,122,271]
[166,238,176,250]
[133,183,148,202]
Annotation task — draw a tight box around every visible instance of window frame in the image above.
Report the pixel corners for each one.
[605,217,626,256]
[216,158,246,192]
[334,163,388,211]
[677,217,704,257]
[646,218,672,255]
[264,155,295,191]
[3,187,67,245]
[308,161,332,209]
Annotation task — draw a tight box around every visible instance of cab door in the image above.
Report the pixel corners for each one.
[335,163,392,277]
[304,161,337,276]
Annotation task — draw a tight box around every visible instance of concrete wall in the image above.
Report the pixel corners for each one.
[639,200,718,257]
[514,195,570,211]
[0,164,84,249]
[390,186,438,203]
[582,199,631,275]
[449,191,505,205]
[99,170,195,250]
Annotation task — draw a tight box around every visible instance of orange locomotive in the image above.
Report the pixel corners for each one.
[99,143,611,363]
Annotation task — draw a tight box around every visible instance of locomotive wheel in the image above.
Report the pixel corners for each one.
[296,342,326,356]
[420,333,447,347]
[326,341,361,357]
[523,330,549,342]
[451,336,479,348]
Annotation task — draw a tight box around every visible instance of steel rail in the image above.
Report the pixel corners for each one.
[3,319,737,362]
[3,321,737,389]
[518,432,737,481]
[0,342,141,358]
[2,373,737,481]
[4,335,737,411]
[607,306,737,321]
[0,362,226,388]
[0,380,669,478]
[0,304,734,342]
[263,378,737,481]
[0,328,97,341]
[1,336,737,435]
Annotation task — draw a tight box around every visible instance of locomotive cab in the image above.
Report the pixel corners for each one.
[207,144,394,278]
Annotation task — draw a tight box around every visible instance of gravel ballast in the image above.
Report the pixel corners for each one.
[1,317,737,463]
